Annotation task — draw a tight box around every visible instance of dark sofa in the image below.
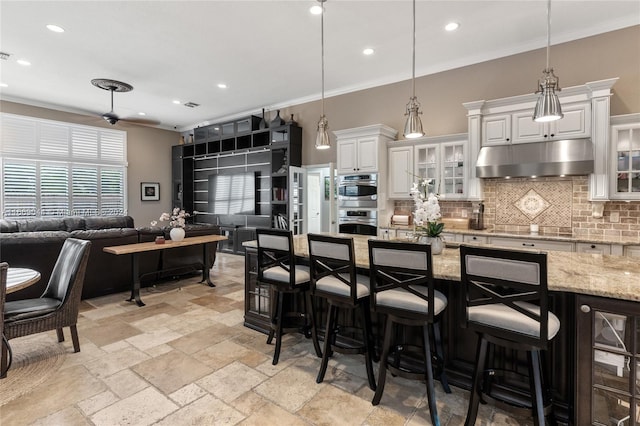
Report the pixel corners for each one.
[0,216,220,301]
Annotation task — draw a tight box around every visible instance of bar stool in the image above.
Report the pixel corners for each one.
[256,228,322,365]
[368,240,450,426]
[459,244,559,426]
[307,233,376,391]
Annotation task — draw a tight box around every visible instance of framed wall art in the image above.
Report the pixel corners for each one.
[141,182,160,201]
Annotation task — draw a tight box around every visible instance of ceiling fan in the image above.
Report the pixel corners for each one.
[90,78,159,126]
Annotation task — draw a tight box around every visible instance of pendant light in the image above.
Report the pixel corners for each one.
[315,0,330,150]
[403,0,424,139]
[533,0,563,123]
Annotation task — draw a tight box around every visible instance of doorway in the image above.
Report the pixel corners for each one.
[305,163,336,233]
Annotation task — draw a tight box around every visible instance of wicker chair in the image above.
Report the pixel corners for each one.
[0,263,7,378]
[1,238,91,378]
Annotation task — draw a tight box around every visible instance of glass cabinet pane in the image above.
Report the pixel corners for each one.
[595,312,628,350]
[593,388,631,426]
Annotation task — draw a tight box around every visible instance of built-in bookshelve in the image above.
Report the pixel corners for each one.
[172,116,302,252]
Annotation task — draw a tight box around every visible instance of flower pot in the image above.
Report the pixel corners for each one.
[422,236,444,255]
[170,227,185,242]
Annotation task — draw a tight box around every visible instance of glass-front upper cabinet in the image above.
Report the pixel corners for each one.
[441,142,465,198]
[414,145,439,188]
[610,117,640,200]
[414,138,466,199]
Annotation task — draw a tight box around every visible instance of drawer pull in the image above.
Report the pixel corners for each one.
[580,304,591,313]
[591,245,596,249]
[522,243,535,247]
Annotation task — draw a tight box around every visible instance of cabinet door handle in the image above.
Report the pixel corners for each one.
[580,304,591,313]
[472,237,477,240]
[550,133,555,137]
[506,138,510,142]
[522,243,535,247]
[544,134,548,138]
[591,244,596,249]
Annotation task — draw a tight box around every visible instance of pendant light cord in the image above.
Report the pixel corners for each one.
[411,0,416,98]
[545,0,551,71]
[321,2,325,116]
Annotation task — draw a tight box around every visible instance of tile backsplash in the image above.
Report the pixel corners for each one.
[394,176,640,239]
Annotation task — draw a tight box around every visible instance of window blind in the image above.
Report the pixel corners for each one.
[0,113,128,218]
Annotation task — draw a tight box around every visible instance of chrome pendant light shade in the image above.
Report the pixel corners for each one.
[533,0,563,123]
[403,0,424,139]
[404,96,424,139]
[315,0,331,150]
[316,115,330,149]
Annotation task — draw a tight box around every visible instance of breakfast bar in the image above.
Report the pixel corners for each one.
[243,233,640,423]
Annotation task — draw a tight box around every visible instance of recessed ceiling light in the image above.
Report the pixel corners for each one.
[217,83,227,89]
[363,48,374,56]
[138,112,146,116]
[0,83,8,88]
[310,5,323,15]
[17,59,31,66]
[46,24,65,33]
[172,100,181,104]
[445,22,460,32]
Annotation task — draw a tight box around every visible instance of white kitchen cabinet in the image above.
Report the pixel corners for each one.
[481,114,511,146]
[395,229,414,240]
[441,232,463,243]
[609,115,640,200]
[387,134,468,200]
[489,236,574,252]
[575,242,611,255]
[625,246,640,258]
[388,146,414,199]
[511,103,591,144]
[337,137,378,174]
[335,125,396,174]
[463,234,488,244]
[413,136,467,200]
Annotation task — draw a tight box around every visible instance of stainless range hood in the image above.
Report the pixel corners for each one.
[476,138,594,178]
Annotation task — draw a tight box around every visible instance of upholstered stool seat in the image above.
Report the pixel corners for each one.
[262,265,310,285]
[460,244,558,426]
[368,240,451,426]
[468,302,560,339]
[308,234,377,391]
[256,229,322,365]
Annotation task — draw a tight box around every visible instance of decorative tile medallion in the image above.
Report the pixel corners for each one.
[495,180,572,227]
[514,189,551,220]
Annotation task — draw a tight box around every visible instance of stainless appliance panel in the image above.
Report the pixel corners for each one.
[338,174,378,208]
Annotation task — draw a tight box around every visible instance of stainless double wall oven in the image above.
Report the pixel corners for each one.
[338,173,378,236]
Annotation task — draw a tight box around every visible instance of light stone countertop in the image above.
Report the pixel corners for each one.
[245,233,640,302]
[385,225,640,246]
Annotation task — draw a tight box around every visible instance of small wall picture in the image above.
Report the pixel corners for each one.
[141,182,160,201]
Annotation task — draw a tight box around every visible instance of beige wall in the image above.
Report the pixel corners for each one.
[0,101,180,226]
[276,25,639,166]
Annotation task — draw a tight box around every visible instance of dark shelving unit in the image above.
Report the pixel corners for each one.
[172,116,302,254]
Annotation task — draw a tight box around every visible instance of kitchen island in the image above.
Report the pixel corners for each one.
[243,234,640,424]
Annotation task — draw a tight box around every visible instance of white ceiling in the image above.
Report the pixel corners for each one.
[1,1,638,132]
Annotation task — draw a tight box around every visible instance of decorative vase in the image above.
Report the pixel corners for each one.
[259,108,268,129]
[270,109,285,127]
[424,236,444,255]
[170,227,185,242]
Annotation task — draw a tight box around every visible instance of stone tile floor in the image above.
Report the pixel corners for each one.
[1,253,534,425]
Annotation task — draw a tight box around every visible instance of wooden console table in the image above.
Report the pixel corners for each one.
[104,234,226,306]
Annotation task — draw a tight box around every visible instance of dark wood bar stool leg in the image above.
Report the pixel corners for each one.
[465,336,488,426]
[432,320,451,393]
[422,324,441,426]
[306,292,323,358]
[317,303,337,384]
[372,316,393,406]
[271,291,286,365]
[360,301,376,391]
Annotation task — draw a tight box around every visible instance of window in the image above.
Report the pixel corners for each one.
[0,113,127,218]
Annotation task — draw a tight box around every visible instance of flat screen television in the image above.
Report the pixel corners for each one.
[208,172,256,215]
